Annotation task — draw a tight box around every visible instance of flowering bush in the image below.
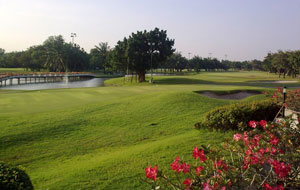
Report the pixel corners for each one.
[144,117,300,189]
[268,87,300,112]
[194,100,281,131]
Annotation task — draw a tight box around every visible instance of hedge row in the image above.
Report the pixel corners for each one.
[194,100,281,131]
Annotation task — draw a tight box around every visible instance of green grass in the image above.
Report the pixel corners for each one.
[106,71,300,88]
[0,71,298,189]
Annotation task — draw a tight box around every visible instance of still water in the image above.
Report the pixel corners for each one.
[0,78,107,90]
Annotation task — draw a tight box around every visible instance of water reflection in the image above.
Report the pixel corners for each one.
[0,78,107,90]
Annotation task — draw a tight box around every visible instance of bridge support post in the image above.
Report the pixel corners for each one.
[18,78,20,84]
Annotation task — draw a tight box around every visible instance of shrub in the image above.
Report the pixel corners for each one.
[194,100,281,131]
[144,117,300,189]
[0,162,34,190]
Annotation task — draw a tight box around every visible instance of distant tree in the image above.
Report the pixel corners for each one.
[0,48,5,67]
[43,35,88,72]
[287,50,300,78]
[167,52,187,72]
[126,28,175,82]
[65,44,89,71]
[109,38,129,74]
[89,42,110,72]
[20,45,47,71]
[43,35,67,72]
[272,50,289,78]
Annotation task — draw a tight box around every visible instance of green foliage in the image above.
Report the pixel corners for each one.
[195,100,281,131]
[166,52,188,72]
[89,42,111,72]
[263,50,300,78]
[0,162,33,190]
[114,27,175,82]
[43,35,89,72]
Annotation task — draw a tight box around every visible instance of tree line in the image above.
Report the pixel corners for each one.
[1,27,299,82]
[262,50,300,78]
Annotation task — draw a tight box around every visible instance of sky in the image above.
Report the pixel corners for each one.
[0,0,300,61]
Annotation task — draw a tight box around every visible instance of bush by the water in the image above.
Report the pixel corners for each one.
[0,162,34,190]
[194,100,281,131]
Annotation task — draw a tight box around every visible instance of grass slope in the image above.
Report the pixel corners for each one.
[0,71,296,189]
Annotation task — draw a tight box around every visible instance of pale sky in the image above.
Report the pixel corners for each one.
[0,0,300,61]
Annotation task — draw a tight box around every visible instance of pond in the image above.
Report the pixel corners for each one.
[0,78,107,90]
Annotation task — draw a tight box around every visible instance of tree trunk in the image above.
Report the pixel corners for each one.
[137,70,145,82]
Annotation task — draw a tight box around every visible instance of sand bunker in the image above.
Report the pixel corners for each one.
[198,91,261,100]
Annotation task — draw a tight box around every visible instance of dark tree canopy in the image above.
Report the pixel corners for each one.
[122,28,175,82]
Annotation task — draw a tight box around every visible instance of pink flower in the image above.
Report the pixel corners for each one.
[203,183,213,190]
[252,134,261,147]
[249,153,262,165]
[170,157,181,172]
[243,132,249,146]
[248,120,257,128]
[259,120,267,129]
[145,165,158,181]
[258,148,265,155]
[272,160,291,178]
[246,148,252,156]
[183,178,191,188]
[263,183,284,190]
[181,163,190,174]
[193,146,207,162]
[196,165,204,175]
[213,160,223,168]
[242,162,249,170]
[233,133,242,141]
[271,147,277,155]
[270,136,280,145]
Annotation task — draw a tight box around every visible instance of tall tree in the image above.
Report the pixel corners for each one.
[0,48,5,67]
[89,42,110,72]
[110,38,129,73]
[43,35,67,72]
[167,52,187,72]
[127,28,175,82]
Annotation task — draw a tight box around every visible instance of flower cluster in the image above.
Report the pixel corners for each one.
[144,117,300,190]
[145,166,158,181]
[268,87,300,112]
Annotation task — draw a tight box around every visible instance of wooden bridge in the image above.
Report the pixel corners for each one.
[0,73,94,87]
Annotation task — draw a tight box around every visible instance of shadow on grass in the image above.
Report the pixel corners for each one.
[193,90,262,100]
[154,77,214,85]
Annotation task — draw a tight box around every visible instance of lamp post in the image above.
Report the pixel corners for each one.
[283,86,287,117]
[148,42,155,83]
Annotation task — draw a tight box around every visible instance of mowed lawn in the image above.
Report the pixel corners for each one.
[0,71,298,189]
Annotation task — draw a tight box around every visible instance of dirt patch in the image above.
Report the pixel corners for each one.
[197,90,261,100]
